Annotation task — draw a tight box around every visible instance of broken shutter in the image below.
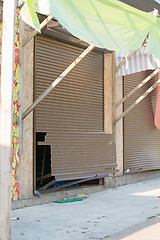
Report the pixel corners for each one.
[124,71,160,173]
[34,35,116,181]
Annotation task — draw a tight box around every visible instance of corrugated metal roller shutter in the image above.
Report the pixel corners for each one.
[124,71,160,173]
[35,35,116,181]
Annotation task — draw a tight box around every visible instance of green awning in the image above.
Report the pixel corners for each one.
[20,0,160,58]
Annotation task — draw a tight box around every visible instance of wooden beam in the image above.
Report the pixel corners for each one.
[23,15,53,47]
[104,53,113,134]
[47,21,61,28]
[22,42,95,119]
[41,145,47,184]
[36,173,52,182]
[115,78,160,123]
[112,52,116,144]
[0,1,16,239]
[116,50,137,73]
[0,5,2,21]
[99,178,104,185]
[115,76,124,175]
[116,68,160,107]
[19,18,25,156]
[38,179,57,192]
[43,28,107,53]
[20,23,35,198]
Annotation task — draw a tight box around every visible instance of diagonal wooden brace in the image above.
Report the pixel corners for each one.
[115,77,160,124]
[23,15,53,46]
[116,68,160,107]
[22,42,95,119]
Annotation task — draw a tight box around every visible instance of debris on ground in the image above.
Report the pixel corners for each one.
[11,217,19,221]
[53,194,88,203]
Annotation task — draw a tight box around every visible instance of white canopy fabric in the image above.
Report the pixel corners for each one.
[20,0,160,58]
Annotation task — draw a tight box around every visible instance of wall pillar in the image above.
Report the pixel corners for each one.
[19,21,34,199]
[115,76,124,176]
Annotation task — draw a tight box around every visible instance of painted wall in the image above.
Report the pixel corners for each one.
[0,9,20,201]
[0,10,124,201]
[12,9,20,201]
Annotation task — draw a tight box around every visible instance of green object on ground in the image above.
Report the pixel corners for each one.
[53,196,85,203]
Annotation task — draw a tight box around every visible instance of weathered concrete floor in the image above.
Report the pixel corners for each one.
[108,216,160,240]
[12,177,160,240]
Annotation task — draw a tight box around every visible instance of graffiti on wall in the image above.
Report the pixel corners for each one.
[0,9,20,200]
[0,21,2,100]
[12,9,20,200]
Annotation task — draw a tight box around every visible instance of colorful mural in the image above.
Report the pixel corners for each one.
[0,21,2,100]
[12,9,20,200]
[0,9,20,200]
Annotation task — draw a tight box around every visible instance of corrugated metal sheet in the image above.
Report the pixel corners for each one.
[116,49,160,78]
[34,35,116,181]
[124,70,160,173]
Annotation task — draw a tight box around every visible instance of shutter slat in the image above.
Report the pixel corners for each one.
[124,71,160,173]
[35,35,116,180]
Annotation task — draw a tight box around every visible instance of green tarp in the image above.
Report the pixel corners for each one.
[20,0,160,58]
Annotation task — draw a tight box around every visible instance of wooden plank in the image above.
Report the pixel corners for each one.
[47,21,61,28]
[19,18,24,156]
[23,15,53,46]
[115,78,160,123]
[116,50,137,72]
[0,1,16,239]
[22,42,95,119]
[115,76,124,175]
[43,28,107,53]
[41,145,47,184]
[20,21,35,199]
[99,178,104,185]
[104,53,113,134]
[0,5,2,21]
[116,68,160,107]
[112,52,116,143]
[33,36,37,194]
[38,179,57,191]
[36,173,52,182]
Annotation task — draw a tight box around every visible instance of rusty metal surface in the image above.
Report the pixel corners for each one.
[124,70,160,173]
[39,173,110,194]
[34,35,116,180]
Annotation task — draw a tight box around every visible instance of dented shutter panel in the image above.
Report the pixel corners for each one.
[35,35,116,181]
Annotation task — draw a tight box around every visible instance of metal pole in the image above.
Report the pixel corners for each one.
[22,42,95,119]
[0,1,16,239]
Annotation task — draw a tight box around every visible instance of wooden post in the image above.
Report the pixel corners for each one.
[0,1,16,239]
[22,42,95,119]
[115,78,160,123]
[115,76,124,175]
[112,52,116,143]
[19,20,35,199]
[104,53,113,134]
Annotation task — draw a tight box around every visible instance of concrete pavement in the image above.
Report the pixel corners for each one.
[12,177,160,240]
[108,216,160,240]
